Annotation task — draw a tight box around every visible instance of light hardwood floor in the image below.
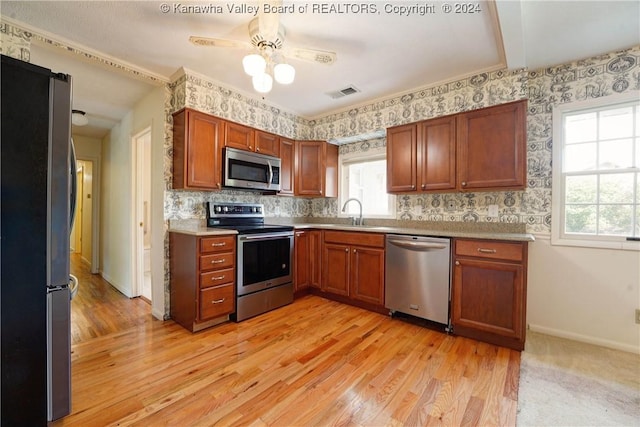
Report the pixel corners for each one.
[54,255,520,426]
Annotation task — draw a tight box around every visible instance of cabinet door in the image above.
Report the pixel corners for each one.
[224,121,255,151]
[309,230,322,289]
[452,257,524,340]
[255,130,280,157]
[294,231,310,291]
[185,111,222,189]
[418,116,456,191]
[387,123,417,192]
[322,243,350,296]
[296,141,324,196]
[457,100,526,191]
[279,137,295,196]
[350,246,385,305]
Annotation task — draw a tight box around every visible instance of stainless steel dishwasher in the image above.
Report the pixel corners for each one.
[385,234,451,326]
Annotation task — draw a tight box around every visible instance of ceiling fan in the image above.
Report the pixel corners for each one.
[189,1,337,93]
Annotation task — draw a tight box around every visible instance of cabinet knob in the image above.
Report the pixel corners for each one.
[212,298,225,304]
[421,184,425,189]
[249,146,253,150]
[211,276,224,281]
[211,259,225,264]
[411,185,416,189]
[217,183,221,189]
[212,242,226,247]
[256,147,260,152]
[461,181,467,187]
[353,249,357,253]
[455,261,460,266]
[345,248,349,252]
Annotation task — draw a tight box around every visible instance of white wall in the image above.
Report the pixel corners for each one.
[101,113,134,297]
[130,85,168,320]
[528,236,640,354]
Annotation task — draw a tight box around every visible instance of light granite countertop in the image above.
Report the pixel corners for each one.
[168,219,238,236]
[169,218,535,242]
[291,223,534,242]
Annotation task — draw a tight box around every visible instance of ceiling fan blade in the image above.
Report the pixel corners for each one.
[189,36,250,49]
[287,47,337,65]
[258,0,281,40]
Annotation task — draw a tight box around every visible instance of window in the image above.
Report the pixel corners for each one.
[339,149,395,219]
[552,91,640,250]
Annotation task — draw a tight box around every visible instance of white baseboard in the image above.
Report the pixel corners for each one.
[151,308,165,321]
[528,323,640,355]
[100,272,133,298]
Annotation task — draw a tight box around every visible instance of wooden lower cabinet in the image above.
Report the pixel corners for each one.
[294,230,322,294]
[321,231,385,309]
[323,243,351,296]
[170,233,236,332]
[451,238,528,350]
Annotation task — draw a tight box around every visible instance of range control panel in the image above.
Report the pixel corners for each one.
[207,202,264,218]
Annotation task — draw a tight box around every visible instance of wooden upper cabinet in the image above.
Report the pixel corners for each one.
[224,122,280,157]
[386,123,417,192]
[279,137,295,196]
[296,141,338,197]
[172,108,222,190]
[418,116,456,191]
[224,121,255,151]
[255,130,280,157]
[457,99,526,191]
[387,100,527,194]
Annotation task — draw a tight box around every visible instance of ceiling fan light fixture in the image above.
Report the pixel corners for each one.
[274,63,295,85]
[252,72,273,93]
[71,109,89,126]
[242,53,266,76]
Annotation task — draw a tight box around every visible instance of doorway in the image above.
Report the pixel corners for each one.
[132,127,152,302]
[70,160,94,268]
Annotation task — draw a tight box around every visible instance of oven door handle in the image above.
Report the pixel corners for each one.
[239,232,293,241]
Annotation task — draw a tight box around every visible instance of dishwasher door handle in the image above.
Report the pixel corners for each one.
[388,239,448,251]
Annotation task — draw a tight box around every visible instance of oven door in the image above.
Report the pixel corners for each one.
[237,232,293,296]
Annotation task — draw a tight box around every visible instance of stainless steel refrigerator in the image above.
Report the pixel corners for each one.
[1,54,74,424]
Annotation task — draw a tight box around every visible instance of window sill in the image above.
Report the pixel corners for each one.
[551,236,640,251]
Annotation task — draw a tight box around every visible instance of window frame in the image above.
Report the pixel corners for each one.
[551,90,640,251]
[338,147,396,220]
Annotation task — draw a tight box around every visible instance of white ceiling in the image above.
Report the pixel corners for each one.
[2,1,639,139]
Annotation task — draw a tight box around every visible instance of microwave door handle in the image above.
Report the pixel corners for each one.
[267,161,273,186]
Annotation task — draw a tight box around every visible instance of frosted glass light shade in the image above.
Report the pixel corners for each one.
[274,63,295,84]
[252,72,273,93]
[71,110,89,126]
[242,54,266,76]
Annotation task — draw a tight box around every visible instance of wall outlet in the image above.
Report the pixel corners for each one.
[636,309,640,324]
[488,204,499,218]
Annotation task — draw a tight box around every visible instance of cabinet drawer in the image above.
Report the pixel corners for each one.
[455,239,523,262]
[199,284,234,320]
[323,231,385,248]
[200,267,234,289]
[200,236,235,254]
[199,253,234,270]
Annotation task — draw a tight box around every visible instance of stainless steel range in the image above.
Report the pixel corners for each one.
[206,202,294,321]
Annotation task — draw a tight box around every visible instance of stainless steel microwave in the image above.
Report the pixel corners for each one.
[223,147,281,191]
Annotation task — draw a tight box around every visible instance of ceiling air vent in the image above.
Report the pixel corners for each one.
[327,85,360,99]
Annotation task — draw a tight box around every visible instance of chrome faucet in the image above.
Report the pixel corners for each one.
[342,198,363,226]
